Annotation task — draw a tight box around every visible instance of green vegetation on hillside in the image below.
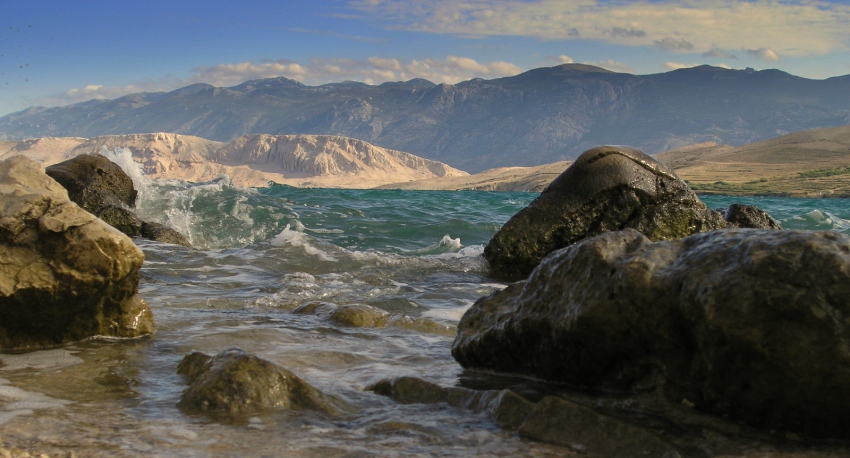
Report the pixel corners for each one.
[798,166,850,178]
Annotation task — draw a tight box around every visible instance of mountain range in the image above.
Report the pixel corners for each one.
[2,64,850,173]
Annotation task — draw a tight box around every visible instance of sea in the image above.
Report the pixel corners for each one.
[1,149,850,457]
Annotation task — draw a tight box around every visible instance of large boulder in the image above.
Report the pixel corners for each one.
[0,156,153,349]
[483,146,726,279]
[46,154,191,246]
[454,228,850,439]
[177,348,352,419]
[46,153,141,235]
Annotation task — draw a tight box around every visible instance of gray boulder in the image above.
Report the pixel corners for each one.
[454,228,850,439]
[484,145,726,279]
[0,156,154,349]
[177,348,352,419]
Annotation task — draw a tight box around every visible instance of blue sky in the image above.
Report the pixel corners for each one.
[2,0,850,117]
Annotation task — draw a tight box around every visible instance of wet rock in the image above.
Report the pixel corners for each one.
[45,154,140,234]
[722,203,782,229]
[140,221,191,247]
[454,228,850,439]
[177,348,351,418]
[366,376,448,404]
[483,146,725,279]
[46,154,190,246]
[519,396,681,457]
[329,304,389,328]
[0,156,153,350]
[470,389,537,430]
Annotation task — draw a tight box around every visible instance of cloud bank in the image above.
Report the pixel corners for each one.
[352,0,850,57]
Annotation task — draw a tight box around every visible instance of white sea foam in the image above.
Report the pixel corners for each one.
[271,224,339,262]
[415,234,463,254]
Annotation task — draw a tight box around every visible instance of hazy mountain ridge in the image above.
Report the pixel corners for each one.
[0,132,467,188]
[3,64,849,172]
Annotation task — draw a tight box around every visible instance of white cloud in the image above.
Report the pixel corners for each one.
[351,0,850,57]
[554,54,574,64]
[41,55,524,107]
[745,48,781,62]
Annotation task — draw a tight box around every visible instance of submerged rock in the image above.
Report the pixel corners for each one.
[455,228,850,439]
[177,348,352,419]
[519,396,680,456]
[46,153,190,246]
[0,156,153,349]
[368,376,680,455]
[483,146,726,279]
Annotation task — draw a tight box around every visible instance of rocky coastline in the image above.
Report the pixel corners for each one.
[2,147,850,456]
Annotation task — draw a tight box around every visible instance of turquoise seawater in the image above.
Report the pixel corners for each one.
[2,154,849,456]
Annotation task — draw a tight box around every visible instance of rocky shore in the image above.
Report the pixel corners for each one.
[3,147,850,456]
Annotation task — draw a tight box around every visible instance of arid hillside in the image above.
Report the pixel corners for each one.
[0,133,467,188]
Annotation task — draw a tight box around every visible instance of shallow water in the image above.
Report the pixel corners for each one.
[2,153,850,456]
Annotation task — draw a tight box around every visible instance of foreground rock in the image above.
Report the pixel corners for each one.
[483,146,726,279]
[0,156,154,349]
[177,348,352,419]
[455,228,850,439]
[45,154,190,246]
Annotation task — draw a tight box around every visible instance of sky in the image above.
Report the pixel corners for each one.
[2,0,850,117]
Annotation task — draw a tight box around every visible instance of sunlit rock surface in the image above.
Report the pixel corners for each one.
[0,155,153,349]
[483,146,725,279]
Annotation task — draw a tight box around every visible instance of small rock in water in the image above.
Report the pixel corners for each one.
[329,304,389,328]
[721,203,782,229]
[177,348,352,419]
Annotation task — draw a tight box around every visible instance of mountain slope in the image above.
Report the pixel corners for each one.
[0,133,467,188]
[2,64,850,173]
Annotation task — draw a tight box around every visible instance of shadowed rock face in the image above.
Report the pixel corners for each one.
[483,146,726,279]
[0,156,153,349]
[46,154,191,247]
[46,154,139,231]
[722,203,782,229]
[456,228,850,439]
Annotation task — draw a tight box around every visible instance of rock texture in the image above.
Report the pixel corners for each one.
[0,156,153,349]
[45,154,191,247]
[177,348,351,419]
[722,203,782,229]
[46,154,141,235]
[454,228,850,439]
[483,146,726,279]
